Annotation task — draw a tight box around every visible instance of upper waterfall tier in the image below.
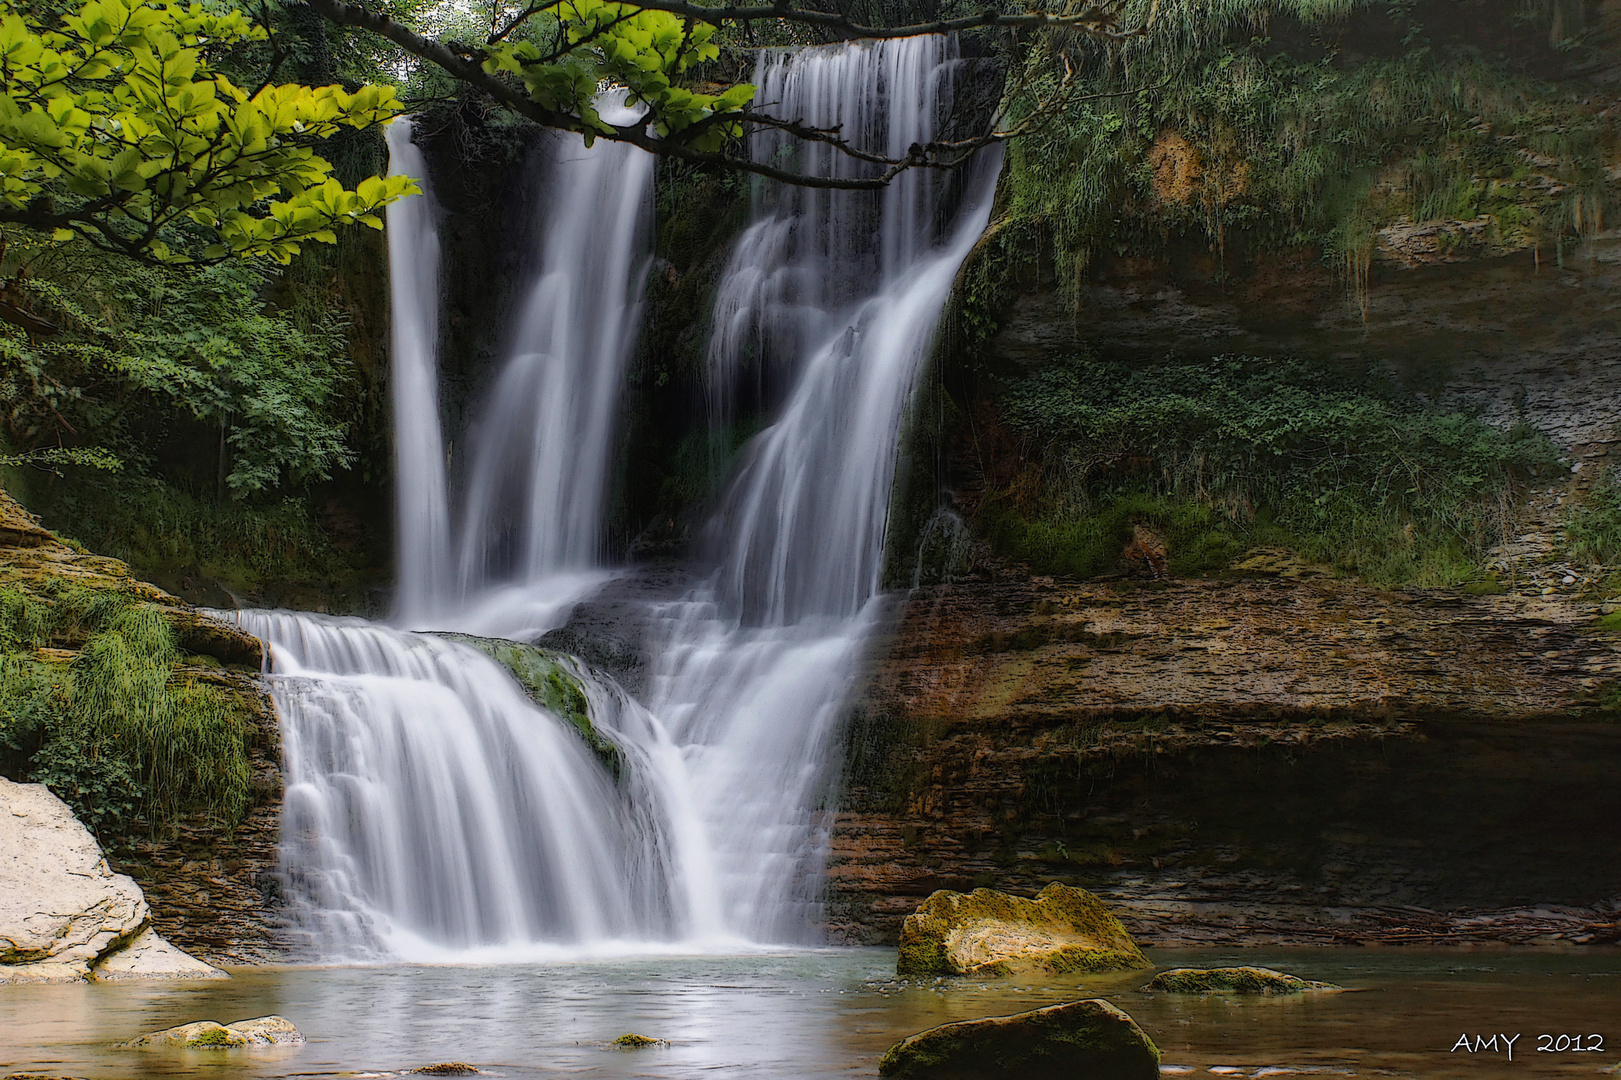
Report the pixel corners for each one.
[386,118,453,627]
[453,97,654,594]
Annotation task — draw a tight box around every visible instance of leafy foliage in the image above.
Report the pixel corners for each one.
[981,355,1562,585]
[0,0,413,261]
[0,235,357,496]
[0,583,251,838]
[993,0,1621,295]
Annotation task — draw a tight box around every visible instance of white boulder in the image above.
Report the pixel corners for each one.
[0,776,225,982]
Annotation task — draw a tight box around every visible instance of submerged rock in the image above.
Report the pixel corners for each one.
[1145,966,1341,994]
[896,883,1151,977]
[120,1016,303,1048]
[878,998,1161,1080]
[409,1065,481,1075]
[0,778,224,984]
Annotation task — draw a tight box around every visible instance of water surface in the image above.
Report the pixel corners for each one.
[3,948,1616,1079]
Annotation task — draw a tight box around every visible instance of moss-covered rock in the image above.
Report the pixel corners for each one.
[1145,966,1341,994]
[434,632,621,777]
[877,998,1160,1080]
[119,1016,302,1048]
[896,882,1150,978]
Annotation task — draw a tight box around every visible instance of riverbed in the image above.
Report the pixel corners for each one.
[2,948,1615,1079]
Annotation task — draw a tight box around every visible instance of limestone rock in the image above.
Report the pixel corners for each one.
[120,1016,302,1048]
[0,777,224,983]
[121,1021,248,1048]
[877,998,1161,1080]
[897,883,1150,977]
[1146,966,1341,994]
[224,1016,305,1045]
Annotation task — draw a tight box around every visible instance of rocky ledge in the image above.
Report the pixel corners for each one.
[828,574,1621,946]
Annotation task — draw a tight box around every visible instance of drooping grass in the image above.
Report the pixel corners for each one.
[1567,469,1621,566]
[0,584,252,839]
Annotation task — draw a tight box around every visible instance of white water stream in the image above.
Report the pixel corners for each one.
[236,38,997,960]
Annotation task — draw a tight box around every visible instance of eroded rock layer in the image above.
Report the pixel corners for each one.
[828,575,1621,946]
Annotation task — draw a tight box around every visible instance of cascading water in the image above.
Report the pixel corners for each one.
[384,119,453,627]
[453,98,654,598]
[239,38,997,959]
[644,36,999,941]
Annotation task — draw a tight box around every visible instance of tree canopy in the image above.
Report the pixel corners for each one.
[0,0,1133,265]
[0,0,414,262]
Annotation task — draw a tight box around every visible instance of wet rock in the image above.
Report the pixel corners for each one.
[120,1021,247,1048]
[1145,966,1340,994]
[410,1065,480,1075]
[0,778,223,983]
[119,1016,302,1048]
[877,998,1161,1080]
[896,883,1150,977]
[224,1016,305,1044]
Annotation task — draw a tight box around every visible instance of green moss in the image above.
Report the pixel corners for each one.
[436,633,623,778]
[1598,612,1621,632]
[1568,469,1621,565]
[1146,966,1341,994]
[185,1027,236,1047]
[611,1033,666,1048]
[896,883,1151,978]
[993,0,1618,300]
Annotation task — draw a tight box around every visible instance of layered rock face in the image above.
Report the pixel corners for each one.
[828,575,1621,946]
[0,777,224,982]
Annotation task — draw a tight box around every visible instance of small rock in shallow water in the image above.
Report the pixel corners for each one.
[409,1065,480,1075]
[119,1016,303,1048]
[225,1016,304,1045]
[1145,967,1340,994]
[897,883,1150,977]
[878,998,1160,1080]
[119,1021,247,1048]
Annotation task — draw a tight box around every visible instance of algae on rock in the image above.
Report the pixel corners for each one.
[896,882,1150,977]
[878,998,1161,1080]
[1146,966,1341,994]
[434,632,622,777]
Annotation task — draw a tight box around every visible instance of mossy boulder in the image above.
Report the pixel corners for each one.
[119,1015,302,1048]
[435,632,621,777]
[118,1015,302,1048]
[877,998,1160,1080]
[1145,966,1341,994]
[896,883,1150,978]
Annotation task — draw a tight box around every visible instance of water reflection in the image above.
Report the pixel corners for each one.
[1,948,1615,1078]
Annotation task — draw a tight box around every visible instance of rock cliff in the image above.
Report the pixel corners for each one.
[827,573,1621,946]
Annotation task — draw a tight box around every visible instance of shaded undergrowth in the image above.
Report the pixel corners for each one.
[977,355,1562,586]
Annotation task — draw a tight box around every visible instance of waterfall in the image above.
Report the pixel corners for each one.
[453,97,654,595]
[244,38,997,958]
[385,119,453,624]
[647,36,999,940]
